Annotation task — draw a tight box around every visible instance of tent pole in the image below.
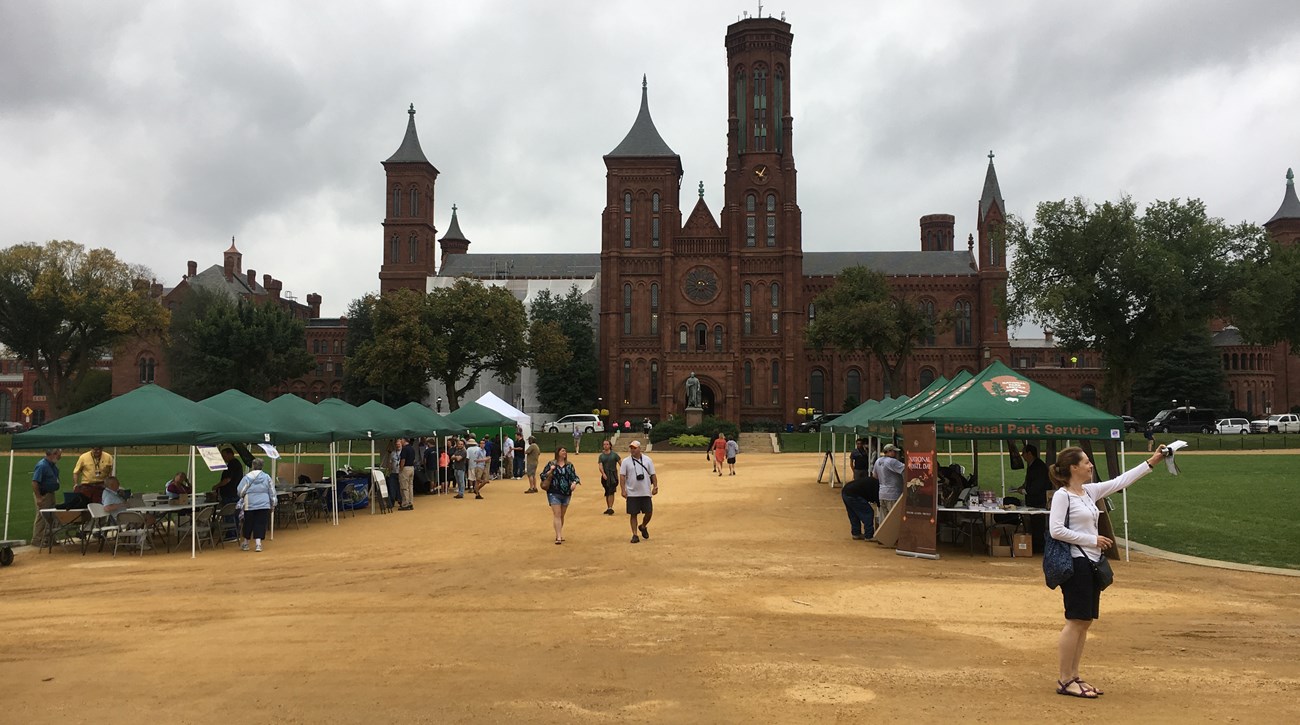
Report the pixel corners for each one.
[1121,441,1130,562]
[347,440,352,468]
[269,447,276,542]
[332,442,339,526]
[112,447,117,475]
[190,446,197,559]
[947,440,953,465]
[4,449,13,541]
[998,440,1005,498]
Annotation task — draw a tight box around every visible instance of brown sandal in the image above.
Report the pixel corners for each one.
[1056,678,1098,699]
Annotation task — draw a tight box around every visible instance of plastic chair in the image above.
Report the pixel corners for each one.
[83,503,121,554]
[287,492,310,529]
[112,511,153,557]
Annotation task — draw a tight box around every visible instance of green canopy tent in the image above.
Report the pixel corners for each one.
[357,400,416,440]
[445,401,517,431]
[823,395,908,483]
[6,384,259,556]
[395,403,457,437]
[882,362,1131,557]
[867,373,964,439]
[313,398,377,523]
[202,389,332,445]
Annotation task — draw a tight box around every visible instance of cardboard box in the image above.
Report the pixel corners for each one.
[990,544,1013,557]
[986,525,1015,557]
[1013,533,1033,557]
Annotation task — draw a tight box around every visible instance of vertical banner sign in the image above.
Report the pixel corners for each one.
[896,422,939,559]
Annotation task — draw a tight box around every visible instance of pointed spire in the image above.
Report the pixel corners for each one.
[226,236,238,253]
[980,150,1005,219]
[606,77,678,158]
[439,204,470,243]
[1267,167,1300,225]
[385,103,432,164]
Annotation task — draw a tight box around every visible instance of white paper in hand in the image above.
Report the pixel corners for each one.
[1162,440,1188,475]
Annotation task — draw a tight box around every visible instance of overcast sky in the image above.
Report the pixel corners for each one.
[3,1,1299,318]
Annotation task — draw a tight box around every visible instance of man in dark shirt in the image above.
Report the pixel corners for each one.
[849,438,872,482]
[214,448,244,503]
[841,440,880,540]
[1016,443,1052,552]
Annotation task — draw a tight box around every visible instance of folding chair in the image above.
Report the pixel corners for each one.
[112,511,153,557]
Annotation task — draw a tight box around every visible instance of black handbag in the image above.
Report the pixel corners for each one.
[1076,545,1115,591]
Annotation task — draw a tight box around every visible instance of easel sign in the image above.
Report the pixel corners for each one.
[196,446,229,472]
[369,468,390,514]
[816,450,843,486]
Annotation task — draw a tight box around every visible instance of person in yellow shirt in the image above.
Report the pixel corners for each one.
[73,446,114,503]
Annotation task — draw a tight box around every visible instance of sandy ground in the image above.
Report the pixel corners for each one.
[2,451,1298,725]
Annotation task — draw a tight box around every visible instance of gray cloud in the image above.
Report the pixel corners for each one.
[3,1,1299,316]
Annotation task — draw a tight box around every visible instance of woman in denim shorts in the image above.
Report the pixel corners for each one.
[540,447,581,545]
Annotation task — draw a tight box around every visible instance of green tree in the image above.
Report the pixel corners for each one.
[529,286,598,413]
[1231,239,1300,354]
[63,369,113,414]
[805,266,950,395]
[168,288,315,399]
[1130,328,1228,420]
[344,290,431,405]
[1005,196,1265,411]
[428,279,529,410]
[0,240,169,415]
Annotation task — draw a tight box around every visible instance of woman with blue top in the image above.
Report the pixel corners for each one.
[237,458,277,553]
[1048,444,1168,699]
[540,447,580,545]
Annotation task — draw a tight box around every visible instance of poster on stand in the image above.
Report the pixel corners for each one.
[896,422,938,559]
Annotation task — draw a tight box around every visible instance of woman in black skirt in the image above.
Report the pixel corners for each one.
[1047,444,1168,698]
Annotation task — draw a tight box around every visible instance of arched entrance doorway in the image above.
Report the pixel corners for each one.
[700,385,716,417]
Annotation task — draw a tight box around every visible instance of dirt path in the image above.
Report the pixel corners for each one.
[2,452,1297,724]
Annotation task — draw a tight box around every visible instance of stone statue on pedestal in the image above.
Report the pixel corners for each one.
[685,372,702,409]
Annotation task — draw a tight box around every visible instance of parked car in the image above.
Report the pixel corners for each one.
[1214,418,1251,435]
[1121,415,1141,432]
[546,414,604,435]
[0,421,25,434]
[1147,407,1217,434]
[797,413,843,433]
[1249,413,1300,434]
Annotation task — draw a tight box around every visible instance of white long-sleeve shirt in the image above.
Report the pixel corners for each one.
[1049,462,1151,561]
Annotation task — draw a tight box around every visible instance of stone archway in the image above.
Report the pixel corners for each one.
[700,384,717,416]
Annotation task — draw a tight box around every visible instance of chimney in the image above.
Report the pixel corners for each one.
[187,260,197,278]
[247,269,257,289]
[268,278,282,301]
[223,255,234,282]
[263,274,273,289]
[307,293,322,319]
[919,214,955,251]
[150,282,164,297]
[1044,328,1054,345]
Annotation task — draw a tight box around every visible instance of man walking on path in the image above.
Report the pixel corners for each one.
[466,437,489,499]
[30,449,62,546]
[618,440,658,543]
[872,443,905,528]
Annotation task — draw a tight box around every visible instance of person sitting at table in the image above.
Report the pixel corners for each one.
[165,472,192,500]
[938,464,967,507]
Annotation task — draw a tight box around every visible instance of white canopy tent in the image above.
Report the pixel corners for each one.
[474,391,531,437]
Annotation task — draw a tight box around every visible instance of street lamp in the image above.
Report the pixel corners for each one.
[803,395,812,422]
[436,396,442,413]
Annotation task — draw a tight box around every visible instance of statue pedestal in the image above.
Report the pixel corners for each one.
[684,407,703,428]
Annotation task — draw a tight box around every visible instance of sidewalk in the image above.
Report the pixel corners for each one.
[1119,538,1300,577]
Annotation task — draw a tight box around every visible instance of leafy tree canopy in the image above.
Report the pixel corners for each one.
[1004,196,1266,410]
[1231,239,1300,355]
[168,287,315,400]
[805,265,951,395]
[343,291,430,406]
[1130,328,1228,420]
[528,286,597,414]
[428,279,529,410]
[0,240,169,415]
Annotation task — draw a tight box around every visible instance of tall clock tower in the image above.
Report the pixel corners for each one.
[721,15,804,421]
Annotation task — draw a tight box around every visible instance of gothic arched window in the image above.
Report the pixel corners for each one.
[713,324,724,352]
[954,300,973,346]
[650,283,659,335]
[623,284,633,335]
[409,187,419,216]
[695,323,707,351]
[678,325,688,352]
[810,369,825,412]
[766,193,777,246]
[752,65,768,151]
[409,233,418,263]
[846,369,862,407]
[391,187,401,216]
[650,360,660,404]
[743,361,753,405]
[745,194,757,247]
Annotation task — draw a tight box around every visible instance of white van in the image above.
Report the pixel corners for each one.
[546,414,604,434]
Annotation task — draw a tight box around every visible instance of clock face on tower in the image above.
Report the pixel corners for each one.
[683,266,719,303]
[752,164,769,184]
